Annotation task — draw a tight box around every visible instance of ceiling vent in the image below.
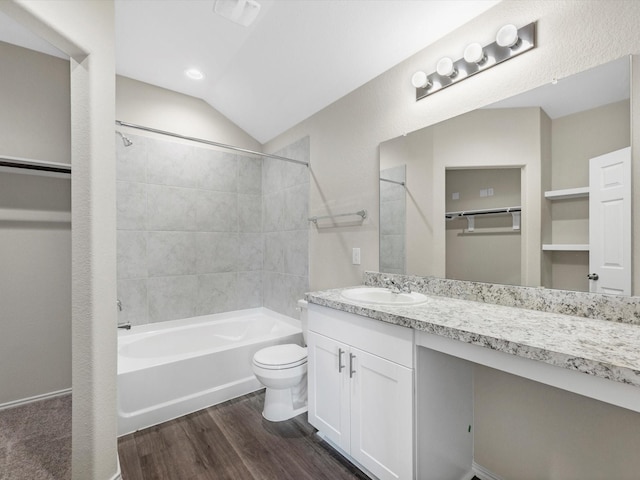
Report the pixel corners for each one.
[213,0,261,27]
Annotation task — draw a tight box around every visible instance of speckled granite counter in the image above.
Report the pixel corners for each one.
[305,286,640,390]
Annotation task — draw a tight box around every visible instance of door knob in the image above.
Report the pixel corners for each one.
[587,273,599,280]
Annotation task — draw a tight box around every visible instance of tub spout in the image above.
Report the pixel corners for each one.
[118,322,131,330]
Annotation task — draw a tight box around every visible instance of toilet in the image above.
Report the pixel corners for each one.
[252,300,308,421]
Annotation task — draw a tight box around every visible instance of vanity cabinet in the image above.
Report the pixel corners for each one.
[307,304,413,480]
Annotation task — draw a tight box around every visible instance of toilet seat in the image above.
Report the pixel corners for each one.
[253,344,307,370]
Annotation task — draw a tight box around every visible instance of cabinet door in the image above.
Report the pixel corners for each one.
[307,331,350,451]
[350,347,413,480]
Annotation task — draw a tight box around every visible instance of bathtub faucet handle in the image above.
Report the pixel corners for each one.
[117,299,123,311]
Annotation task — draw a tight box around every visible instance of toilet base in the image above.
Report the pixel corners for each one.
[262,376,307,422]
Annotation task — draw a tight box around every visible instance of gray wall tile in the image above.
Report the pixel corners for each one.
[263,232,284,273]
[147,140,198,188]
[196,150,237,192]
[238,194,262,233]
[238,156,262,194]
[283,230,309,277]
[237,272,262,309]
[116,133,147,183]
[117,278,148,326]
[263,191,284,232]
[196,190,238,232]
[195,232,238,273]
[147,231,196,277]
[197,273,237,315]
[147,184,197,231]
[147,275,198,322]
[117,230,147,279]
[283,184,309,231]
[238,233,263,271]
[117,181,146,230]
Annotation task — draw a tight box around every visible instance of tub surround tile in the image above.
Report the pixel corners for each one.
[237,156,262,195]
[283,230,309,277]
[146,184,197,231]
[146,140,198,188]
[197,273,237,315]
[196,190,238,232]
[117,278,148,326]
[117,230,147,280]
[237,272,262,309]
[284,184,310,231]
[238,233,263,272]
[116,133,147,183]
[238,194,262,233]
[263,191,285,232]
[148,276,198,323]
[147,231,196,277]
[196,150,237,192]
[306,286,640,389]
[117,181,147,230]
[263,232,284,273]
[196,233,238,273]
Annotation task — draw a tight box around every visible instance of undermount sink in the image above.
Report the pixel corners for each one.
[340,287,428,306]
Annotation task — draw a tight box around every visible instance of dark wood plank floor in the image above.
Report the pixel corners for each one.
[118,391,370,480]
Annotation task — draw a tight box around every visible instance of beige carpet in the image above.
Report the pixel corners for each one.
[0,394,71,480]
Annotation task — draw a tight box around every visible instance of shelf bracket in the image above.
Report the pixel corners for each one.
[511,211,521,230]
[466,215,475,232]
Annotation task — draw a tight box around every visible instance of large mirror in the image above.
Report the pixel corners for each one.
[379,56,631,294]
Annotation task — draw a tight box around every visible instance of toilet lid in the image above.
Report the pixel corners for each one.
[253,344,307,369]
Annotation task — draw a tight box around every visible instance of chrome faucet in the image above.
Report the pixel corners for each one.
[116,299,131,329]
[381,276,412,294]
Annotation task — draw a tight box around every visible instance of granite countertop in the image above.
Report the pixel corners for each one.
[306,287,640,389]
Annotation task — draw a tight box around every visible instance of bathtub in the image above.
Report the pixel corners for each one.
[117,308,303,436]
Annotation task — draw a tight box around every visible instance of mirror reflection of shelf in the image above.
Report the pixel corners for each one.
[544,187,589,200]
[542,244,589,251]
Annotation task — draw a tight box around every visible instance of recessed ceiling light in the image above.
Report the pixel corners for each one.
[185,68,204,80]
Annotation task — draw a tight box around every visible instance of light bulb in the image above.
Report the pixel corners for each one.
[411,71,431,89]
[464,43,486,64]
[436,57,457,78]
[496,24,519,48]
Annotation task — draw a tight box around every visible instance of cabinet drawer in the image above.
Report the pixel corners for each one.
[308,304,413,368]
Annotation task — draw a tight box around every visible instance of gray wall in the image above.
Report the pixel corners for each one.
[0,42,71,406]
[117,134,309,325]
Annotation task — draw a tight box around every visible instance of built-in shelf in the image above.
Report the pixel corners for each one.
[542,244,589,251]
[544,187,589,200]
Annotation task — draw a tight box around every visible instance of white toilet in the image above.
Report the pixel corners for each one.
[252,300,308,421]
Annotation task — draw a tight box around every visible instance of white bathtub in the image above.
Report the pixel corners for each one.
[117,308,303,436]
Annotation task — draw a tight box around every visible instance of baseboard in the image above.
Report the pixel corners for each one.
[0,388,71,411]
[473,461,505,480]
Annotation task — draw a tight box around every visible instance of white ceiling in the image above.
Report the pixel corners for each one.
[0,1,501,144]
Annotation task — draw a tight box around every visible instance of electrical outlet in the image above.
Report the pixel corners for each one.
[480,189,487,197]
[487,187,494,196]
[352,248,361,265]
[452,192,460,200]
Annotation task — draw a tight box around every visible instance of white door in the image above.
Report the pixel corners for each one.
[307,331,350,451]
[589,147,631,295]
[350,347,413,480]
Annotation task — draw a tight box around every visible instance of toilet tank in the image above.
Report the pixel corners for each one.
[297,299,308,345]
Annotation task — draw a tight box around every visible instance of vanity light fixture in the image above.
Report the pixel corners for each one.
[463,42,486,65]
[412,21,536,101]
[436,57,457,78]
[411,71,431,89]
[496,24,520,48]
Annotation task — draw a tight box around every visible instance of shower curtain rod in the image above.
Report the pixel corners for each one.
[115,121,309,167]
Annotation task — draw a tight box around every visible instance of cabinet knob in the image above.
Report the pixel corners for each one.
[587,273,599,280]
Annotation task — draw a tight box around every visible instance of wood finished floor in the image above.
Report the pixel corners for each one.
[118,391,370,480]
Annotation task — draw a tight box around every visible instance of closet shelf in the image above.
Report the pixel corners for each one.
[542,244,589,251]
[544,187,589,200]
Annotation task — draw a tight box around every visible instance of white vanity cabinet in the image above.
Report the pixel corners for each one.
[307,304,414,480]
